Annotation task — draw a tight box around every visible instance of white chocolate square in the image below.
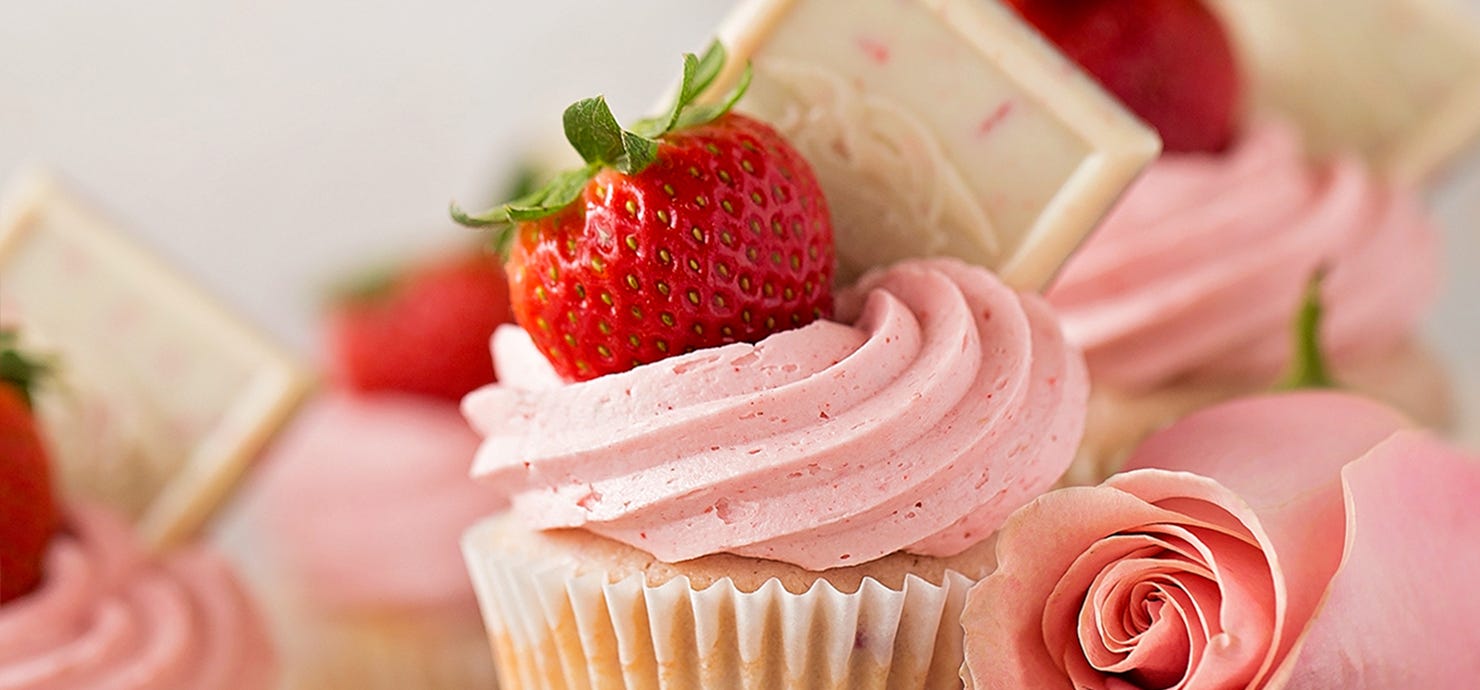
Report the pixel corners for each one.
[1211,0,1480,182]
[0,172,312,550]
[709,0,1160,290]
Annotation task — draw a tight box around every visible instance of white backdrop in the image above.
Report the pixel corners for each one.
[1,0,1476,442]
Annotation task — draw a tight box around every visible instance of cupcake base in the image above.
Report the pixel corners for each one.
[1065,339,1455,486]
[464,514,998,689]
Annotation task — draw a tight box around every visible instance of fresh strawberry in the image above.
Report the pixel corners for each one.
[454,42,834,382]
[327,250,514,400]
[0,332,57,604]
[1006,0,1241,153]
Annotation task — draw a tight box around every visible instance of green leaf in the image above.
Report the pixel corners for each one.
[451,164,599,244]
[330,264,401,305]
[451,37,739,243]
[675,61,753,130]
[691,41,727,100]
[614,130,658,174]
[0,331,51,409]
[652,51,701,135]
[635,40,729,139]
[563,97,627,166]
[501,162,546,201]
[1278,270,1338,391]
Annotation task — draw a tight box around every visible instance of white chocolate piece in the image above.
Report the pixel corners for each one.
[0,171,312,550]
[1211,0,1480,183]
[707,0,1160,290]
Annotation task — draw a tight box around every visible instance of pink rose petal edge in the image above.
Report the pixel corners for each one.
[963,393,1480,689]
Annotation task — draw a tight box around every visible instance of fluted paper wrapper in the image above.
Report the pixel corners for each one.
[464,534,975,689]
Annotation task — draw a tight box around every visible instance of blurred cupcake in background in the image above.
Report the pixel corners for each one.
[237,248,511,689]
[1004,0,1454,484]
[0,333,278,689]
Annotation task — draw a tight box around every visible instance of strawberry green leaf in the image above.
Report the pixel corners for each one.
[691,40,727,101]
[1278,270,1337,391]
[502,162,546,201]
[614,130,658,174]
[636,40,729,139]
[451,163,598,245]
[0,331,51,409]
[564,97,628,166]
[675,61,753,131]
[565,97,658,175]
[646,51,701,136]
[453,164,596,220]
[452,37,741,237]
[330,264,401,305]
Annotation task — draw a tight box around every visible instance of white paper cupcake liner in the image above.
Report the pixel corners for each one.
[464,527,975,689]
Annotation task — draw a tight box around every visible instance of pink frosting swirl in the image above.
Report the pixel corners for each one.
[1047,122,1440,390]
[258,392,503,613]
[464,259,1088,571]
[0,505,276,690]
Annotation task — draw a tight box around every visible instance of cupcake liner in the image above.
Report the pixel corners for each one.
[464,524,975,690]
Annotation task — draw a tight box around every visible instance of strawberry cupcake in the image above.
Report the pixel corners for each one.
[1007,0,1452,483]
[0,505,278,690]
[246,393,503,690]
[1047,124,1448,484]
[0,335,277,690]
[232,250,510,689]
[454,43,1089,688]
[464,256,1087,688]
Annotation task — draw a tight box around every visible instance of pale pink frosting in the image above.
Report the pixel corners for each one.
[464,259,1088,571]
[0,505,276,690]
[258,392,503,613]
[1047,123,1440,390]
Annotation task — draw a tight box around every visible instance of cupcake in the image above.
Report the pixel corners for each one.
[0,505,278,689]
[1048,123,1449,484]
[448,4,1159,684]
[462,257,1087,687]
[1005,0,1453,483]
[0,334,277,689]
[246,393,503,689]
[232,248,511,689]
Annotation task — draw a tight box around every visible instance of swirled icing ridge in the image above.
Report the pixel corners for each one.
[465,259,1087,571]
[1047,122,1440,390]
[0,505,275,690]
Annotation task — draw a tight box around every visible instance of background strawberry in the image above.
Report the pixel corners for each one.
[327,250,513,400]
[1006,0,1242,153]
[0,332,57,604]
[455,42,834,381]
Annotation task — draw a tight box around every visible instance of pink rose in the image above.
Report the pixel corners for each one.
[963,392,1480,689]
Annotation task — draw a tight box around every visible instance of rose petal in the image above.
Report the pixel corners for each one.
[1270,431,1480,688]
[1119,392,1410,682]
[964,477,1271,689]
[964,486,1168,689]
